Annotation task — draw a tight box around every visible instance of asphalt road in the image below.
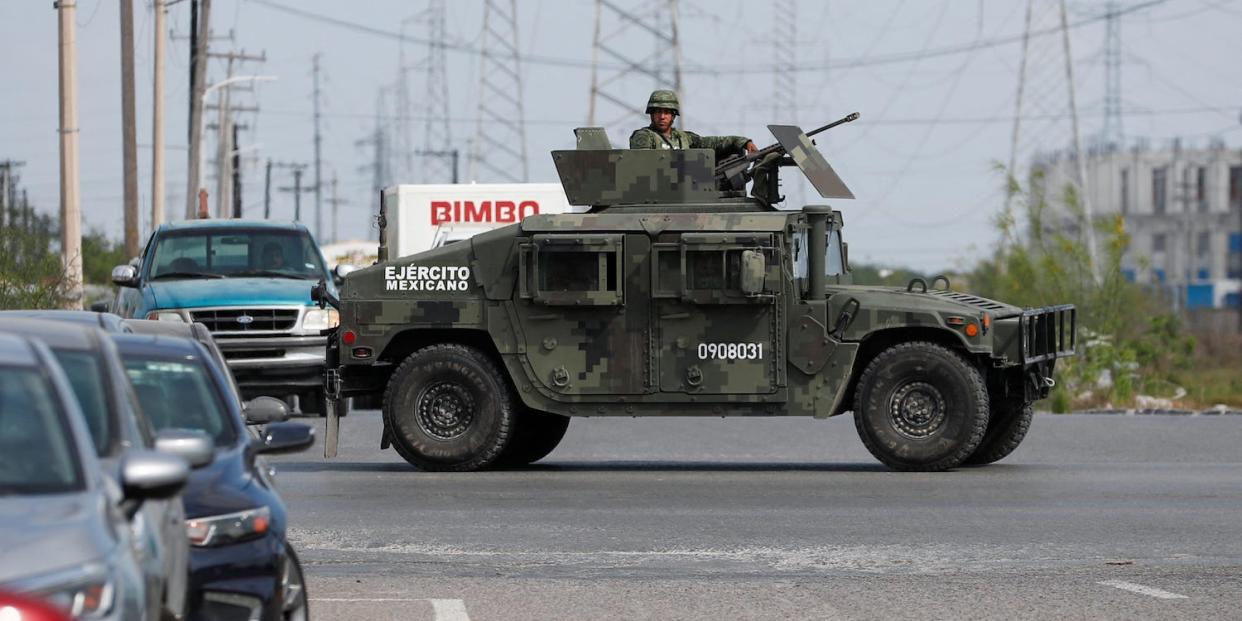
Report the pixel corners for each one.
[269,411,1242,620]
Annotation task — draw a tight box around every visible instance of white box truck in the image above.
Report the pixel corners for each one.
[383,183,579,259]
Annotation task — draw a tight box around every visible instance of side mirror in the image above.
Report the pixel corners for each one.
[332,264,357,287]
[154,428,215,469]
[119,450,189,518]
[111,265,138,287]
[739,249,766,295]
[89,301,110,313]
[252,421,315,455]
[244,396,290,425]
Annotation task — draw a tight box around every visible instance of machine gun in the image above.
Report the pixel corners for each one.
[715,112,860,193]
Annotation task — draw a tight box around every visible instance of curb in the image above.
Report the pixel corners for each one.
[1070,409,1242,416]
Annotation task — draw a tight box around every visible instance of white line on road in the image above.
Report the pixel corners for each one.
[310,598,472,620]
[1098,580,1189,600]
[429,599,472,621]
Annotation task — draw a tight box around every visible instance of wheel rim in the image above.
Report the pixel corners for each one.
[281,554,307,621]
[888,381,947,439]
[416,381,476,440]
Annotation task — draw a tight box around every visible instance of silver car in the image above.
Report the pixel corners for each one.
[0,332,190,619]
[0,318,212,620]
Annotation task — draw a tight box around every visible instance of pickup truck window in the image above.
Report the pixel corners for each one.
[148,229,328,281]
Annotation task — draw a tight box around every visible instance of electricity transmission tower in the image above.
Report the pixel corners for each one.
[773,0,796,123]
[588,0,683,142]
[468,0,528,183]
[397,0,453,183]
[1100,1,1124,147]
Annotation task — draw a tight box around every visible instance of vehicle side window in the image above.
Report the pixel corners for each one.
[675,233,778,304]
[520,234,623,306]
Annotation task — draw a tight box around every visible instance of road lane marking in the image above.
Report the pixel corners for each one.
[1098,580,1188,600]
[310,598,472,620]
[430,599,471,621]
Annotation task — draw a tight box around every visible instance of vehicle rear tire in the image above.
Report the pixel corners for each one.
[853,341,989,472]
[497,409,570,467]
[383,344,516,471]
[964,397,1034,465]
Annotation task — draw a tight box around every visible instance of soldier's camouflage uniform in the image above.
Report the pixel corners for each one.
[629,126,751,161]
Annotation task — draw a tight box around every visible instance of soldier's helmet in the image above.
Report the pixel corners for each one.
[645,89,680,115]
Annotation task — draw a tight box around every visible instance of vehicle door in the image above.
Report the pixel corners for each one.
[513,233,651,396]
[653,233,784,397]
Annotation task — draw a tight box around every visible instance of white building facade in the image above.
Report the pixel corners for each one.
[1033,141,1242,310]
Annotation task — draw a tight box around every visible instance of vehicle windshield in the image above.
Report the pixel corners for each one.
[0,366,84,495]
[147,228,327,281]
[48,350,113,456]
[123,355,237,447]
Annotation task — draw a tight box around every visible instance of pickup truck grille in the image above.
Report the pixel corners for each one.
[190,307,299,334]
[1021,305,1076,363]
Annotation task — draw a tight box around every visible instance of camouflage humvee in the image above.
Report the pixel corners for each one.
[314,122,1075,472]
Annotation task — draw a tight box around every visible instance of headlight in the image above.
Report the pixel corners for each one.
[22,567,115,620]
[186,506,271,547]
[146,310,185,322]
[302,308,339,331]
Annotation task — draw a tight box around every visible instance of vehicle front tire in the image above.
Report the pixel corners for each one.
[964,397,1034,466]
[383,344,516,471]
[853,342,989,472]
[497,409,570,467]
[281,544,308,621]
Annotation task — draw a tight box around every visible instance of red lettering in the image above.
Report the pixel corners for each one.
[495,201,515,222]
[463,200,490,222]
[431,201,451,225]
[518,201,539,220]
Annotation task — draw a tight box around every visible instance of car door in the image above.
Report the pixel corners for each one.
[653,232,785,397]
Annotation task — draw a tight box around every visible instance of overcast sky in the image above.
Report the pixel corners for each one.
[2,0,1239,271]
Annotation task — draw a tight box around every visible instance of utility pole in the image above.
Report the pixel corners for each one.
[231,122,242,218]
[0,161,25,231]
[274,162,310,221]
[119,0,140,257]
[264,159,272,219]
[56,0,83,308]
[151,0,167,232]
[325,173,346,244]
[186,0,210,219]
[312,53,324,240]
[214,56,234,218]
[1059,0,1101,285]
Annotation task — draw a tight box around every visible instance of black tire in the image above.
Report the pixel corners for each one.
[383,344,516,471]
[964,398,1034,466]
[853,342,989,472]
[281,544,308,621]
[497,409,570,467]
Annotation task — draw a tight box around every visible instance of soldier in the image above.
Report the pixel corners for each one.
[629,90,758,160]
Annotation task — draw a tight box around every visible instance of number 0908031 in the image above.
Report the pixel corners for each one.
[697,343,764,360]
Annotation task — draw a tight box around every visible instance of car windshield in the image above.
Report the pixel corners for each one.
[123,355,237,447]
[0,366,84,495]
[48,350,113,456]
[147,228,327,281]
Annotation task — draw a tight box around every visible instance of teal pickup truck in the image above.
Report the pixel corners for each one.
[108,220,348,413]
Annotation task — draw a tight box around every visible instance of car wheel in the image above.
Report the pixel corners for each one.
[383,344,516,471]
[497,409,570,467]
[964,397,1034,466]
[281,544,308,621]
[853,341,989,472]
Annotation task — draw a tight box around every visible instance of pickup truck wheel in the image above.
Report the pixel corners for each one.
[383,344,515,471]
[853,342,988,472]
[964,398,1033,466]
[497,410,570,467]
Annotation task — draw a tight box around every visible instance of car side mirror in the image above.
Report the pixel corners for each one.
[740,249,766,295]
[244,396,290,425]
[89,301,110,313]
[252,421,315,455]
[332,264,357,287]
[154,428,215,469]
[111,264,138,287]
[119,450,189,518]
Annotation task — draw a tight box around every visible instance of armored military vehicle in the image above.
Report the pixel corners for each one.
[313,117,1075,472]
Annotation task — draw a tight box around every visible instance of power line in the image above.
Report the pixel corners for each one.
[247,0,1170,75]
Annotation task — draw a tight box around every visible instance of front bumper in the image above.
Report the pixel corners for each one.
[215,335,327,392]
[187,533,292,621]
